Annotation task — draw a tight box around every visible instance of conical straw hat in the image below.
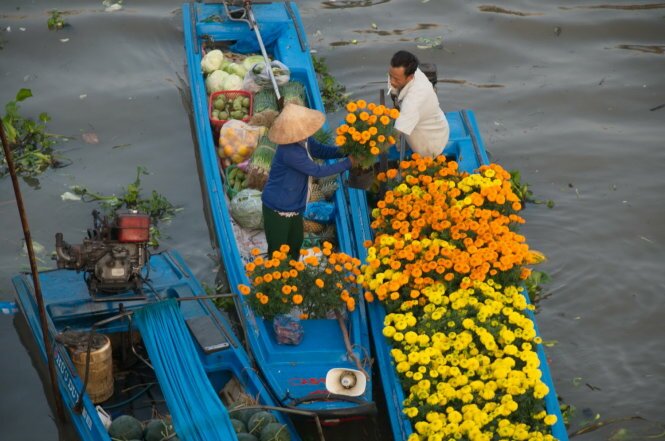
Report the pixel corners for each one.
[268,103,325,144]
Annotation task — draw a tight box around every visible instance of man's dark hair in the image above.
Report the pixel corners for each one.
[390,50,419,76]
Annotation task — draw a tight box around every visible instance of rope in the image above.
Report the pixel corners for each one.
[134,299,237,441]
[335,310,370,381]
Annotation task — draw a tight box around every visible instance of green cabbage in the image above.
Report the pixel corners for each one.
[206,70,229,94]
[242,55,267,71]
[225,62,248,79]
[223,74,244,91]
[201,49,225,74]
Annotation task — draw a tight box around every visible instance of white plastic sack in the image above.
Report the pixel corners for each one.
[230,189,264,229]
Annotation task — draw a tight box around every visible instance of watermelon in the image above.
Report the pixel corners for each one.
[247,411,277,435]
[231,418,248,434]
[144,419,175,441]
[108,415,143,441]
[229,400,260,424]
[260,422,290,441]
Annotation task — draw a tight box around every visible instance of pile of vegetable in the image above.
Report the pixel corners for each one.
[107,415,178,441]
[245,134,276,190]
[226,166,248,195]
[211,93,251,123]
[202,49,265,94]
[229,401,290,441]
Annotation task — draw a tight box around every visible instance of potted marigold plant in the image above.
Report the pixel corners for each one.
[297,241,362,318]
[335,100,399,190]
[238,242,362,344]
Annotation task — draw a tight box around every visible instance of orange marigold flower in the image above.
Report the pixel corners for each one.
[315,278,325,288]
[388,136,396,144]
[364,291,375,302]
[336,135,346,146]
[357,99,367,109]
[389,108,400,119]
[346,113,357,124]
[359,111,370,121]
[367,103,376,110]
[346,297,356,311]
[263,274,273,283]
[346,102,358,112]
[293,294,303,305]
[281,285,292,295]
[380,115,390,125]
[245,262,256,272]
[238,284,251,295]
[370,147,380,155]
[279,244,290,253]
[251,248,261,256]
[259,295,269,305]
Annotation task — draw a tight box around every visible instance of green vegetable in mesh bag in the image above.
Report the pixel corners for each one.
[230,189,264,229]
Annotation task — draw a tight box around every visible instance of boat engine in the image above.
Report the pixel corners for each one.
[55,210,150,297]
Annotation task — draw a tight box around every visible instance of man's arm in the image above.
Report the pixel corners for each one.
[394,95,420,136]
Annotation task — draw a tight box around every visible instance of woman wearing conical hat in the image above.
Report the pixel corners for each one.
[262,103,358,260]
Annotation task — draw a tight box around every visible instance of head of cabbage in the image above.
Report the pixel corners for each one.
[201,49,225,75]
[205,70,229,94]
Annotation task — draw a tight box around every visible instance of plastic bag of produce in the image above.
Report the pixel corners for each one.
[230,189,264,230]
[273,314,303,345]
[218,120,262,164]
[304,201,336,224]
[243,60,290,93]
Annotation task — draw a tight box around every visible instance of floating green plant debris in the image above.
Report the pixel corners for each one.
[311,54,348,113]
[47,10,66,30]
[1,88,65,179]
[478,5,542,16]
[71,166,181,247]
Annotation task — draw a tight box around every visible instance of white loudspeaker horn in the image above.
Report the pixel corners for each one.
[325,368,366,397]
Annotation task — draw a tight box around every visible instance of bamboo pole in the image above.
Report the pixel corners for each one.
[0,122,66,422]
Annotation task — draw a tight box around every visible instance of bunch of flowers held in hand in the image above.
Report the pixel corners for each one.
[335,99,399,169]
[358,155,558,440]
[238,242,362,319]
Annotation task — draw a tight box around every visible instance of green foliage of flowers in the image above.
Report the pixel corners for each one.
[239,242,362,319]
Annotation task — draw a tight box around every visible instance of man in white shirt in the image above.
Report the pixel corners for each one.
[388,51,450,157]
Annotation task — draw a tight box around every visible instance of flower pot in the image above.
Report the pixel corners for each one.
[347,167,375,190]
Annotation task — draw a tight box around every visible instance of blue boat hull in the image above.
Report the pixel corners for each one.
[347,109,569,440]
[12,250,300,441]
[182,2,375,418]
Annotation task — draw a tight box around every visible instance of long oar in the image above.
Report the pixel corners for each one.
[223,0,283,106]
[1,122,66,422]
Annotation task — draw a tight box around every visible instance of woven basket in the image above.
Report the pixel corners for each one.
[303,220,325,234]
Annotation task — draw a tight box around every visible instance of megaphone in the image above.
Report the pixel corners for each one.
[325,368,367,397]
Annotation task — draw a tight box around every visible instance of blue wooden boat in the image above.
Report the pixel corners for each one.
[182,1,376,421]
[346,110,569,440]
[12,248,302,441]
